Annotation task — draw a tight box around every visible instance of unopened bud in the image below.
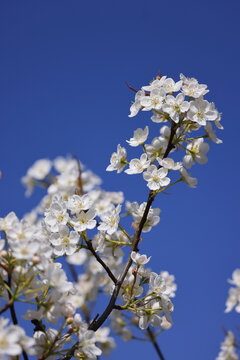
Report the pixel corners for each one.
[0,250,8,258]
[66,317,74,324]
[132,268,137,276]
[32,255,41,264]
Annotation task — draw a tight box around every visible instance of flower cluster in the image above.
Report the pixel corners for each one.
[0,72,223,360]
[107,73,223,192]
[216,331,238,360]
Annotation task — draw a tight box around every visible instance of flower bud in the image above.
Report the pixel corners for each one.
[66,317,74,324]
[32,255,41,264]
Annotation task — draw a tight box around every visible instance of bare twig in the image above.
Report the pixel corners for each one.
[147,327,165,360]
[85,239,117,284]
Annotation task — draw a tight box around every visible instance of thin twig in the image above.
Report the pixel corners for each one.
[7,272,29,360]
[85,239,117,284]
[0,299,13,315]
[147,327,165,360]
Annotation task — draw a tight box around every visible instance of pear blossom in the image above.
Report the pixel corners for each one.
[67,249,87,265]
[229,269,240,287]
[77,329,102,359]
[140,88,165,112]
[12,240,40,260]
[138,300,163,330]
[142,76,167,91]
[98,205,121,235]
[0,318,22,357]
[187,98,218,126]
[143,165,170,190]
[50,225,79,256]
[151,110,168,123]
[128,90,145,118]
[162,93,190,123]
[27,159,52,180]
[216,331,238,360]
[126,126,149,147]
[205,122,222,144]
[180,73,209,98]
[179,167,197,188]
[125,154,150,175]
[71,208,97,232]
[67,194,93,214]
[106,144,127,173]
[183,138,209,168]
[95,327,116,356]
[131,251,151,266]
[163,78,182,93]
[145,136,167,161]
[44,196,69,233]
[149,272,172,298]
[157,157,182,170]
[127,201,160,232]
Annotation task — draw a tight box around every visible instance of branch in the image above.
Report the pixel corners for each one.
[0,298,13,315]
[85,239,117,284]
[146,327,165,360]
[88,121,177,332]
[7,272,29,360]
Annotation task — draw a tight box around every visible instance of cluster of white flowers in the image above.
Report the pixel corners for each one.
[216,270,240,359]
[107,73,223,192]
[0,73,223,359]
[216,331,238,360]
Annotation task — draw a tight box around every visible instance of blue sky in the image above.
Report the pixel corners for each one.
[0,0,240,359]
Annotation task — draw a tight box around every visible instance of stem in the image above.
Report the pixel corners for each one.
[7,272,29,360]
[85,238,117,284]
[147,327,165,360]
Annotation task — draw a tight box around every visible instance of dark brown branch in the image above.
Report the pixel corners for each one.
[7,272,29,360]
[147,327,165,360]
[0,299,13,315]
[125,82,138,93]
[85,239,117,284]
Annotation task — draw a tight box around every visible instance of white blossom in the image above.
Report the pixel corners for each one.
[67,194,93,214]
[77,329,102,359]
[71,208,97,232]
[183,138,209,168]
[140,88,166,112]
[98,205,121,235]
[179,167,197,188]
[50,225,79,256]
[157,157,182,170]
[216,331,238,360]
[162,93,190,123]
[143,165,170,190]
[125,154,150,175]
[126,126,149,147]
[131,251,151,266]
[187,98,218,126]
[27,159,52,180]
[106,144,127,173]
[180,73,209,98]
